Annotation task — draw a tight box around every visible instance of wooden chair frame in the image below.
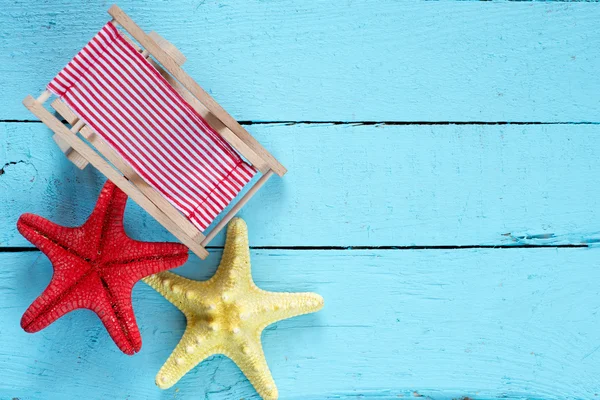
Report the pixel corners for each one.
[22,5,286,260]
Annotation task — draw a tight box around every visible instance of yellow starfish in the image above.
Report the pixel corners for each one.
[143,218,324,400]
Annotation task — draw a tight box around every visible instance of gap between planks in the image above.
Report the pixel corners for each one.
[0,244,589,253]
[1,120,600,125]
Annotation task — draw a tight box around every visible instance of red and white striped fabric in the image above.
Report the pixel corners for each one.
[47,22,256,231]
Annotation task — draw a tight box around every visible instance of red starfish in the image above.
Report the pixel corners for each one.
[17,180,189,355]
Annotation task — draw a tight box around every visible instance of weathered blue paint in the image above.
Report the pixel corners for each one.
[2,1,600,399]
[2,122,600,248]
[1,1,600,122]
[2,249,600,399]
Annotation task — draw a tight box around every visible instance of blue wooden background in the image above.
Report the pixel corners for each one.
[1,1,600,399]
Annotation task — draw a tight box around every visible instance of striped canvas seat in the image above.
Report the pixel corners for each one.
[47,22,256,231]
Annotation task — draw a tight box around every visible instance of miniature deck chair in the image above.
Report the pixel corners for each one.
[23,5,286,259]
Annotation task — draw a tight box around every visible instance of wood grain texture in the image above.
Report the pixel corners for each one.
[1,1,599,122]
[2,248,600,399]
[2,122,600,248]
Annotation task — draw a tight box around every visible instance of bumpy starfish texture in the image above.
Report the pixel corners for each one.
[144,218,323,400]
[17,180,189,355]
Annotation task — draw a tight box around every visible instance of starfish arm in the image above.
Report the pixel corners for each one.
[19,219,96,333]
[226,339,278,400]
[107,242,189,283]
[254,291,324,329]
[96,272,142,355]
[83,180,129,251]
[20,264,97,333]
[143,272,213,311]
[222,218,250,259]
[155,325,218,389]
[214,219,252,283]
[17,213,87,264]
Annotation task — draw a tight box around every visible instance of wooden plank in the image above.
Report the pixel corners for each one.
[20,96,208,259]
[129,30,186,67]
[3,122,600,248]
[2,2,599,122]
[2,247,600,399]
[109,4,287,177]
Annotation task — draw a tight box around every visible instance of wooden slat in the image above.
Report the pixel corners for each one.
[23,95,209,259]
[50,98,77,153]
[4,3,600,122]
[108,5,287,177]
[65,150,90,170]
[67,121,89,169]
[51,98,78,123]
[70,120,85,133]
[201,169,274,246]
[49,99,89,170]
[147,31,186,66]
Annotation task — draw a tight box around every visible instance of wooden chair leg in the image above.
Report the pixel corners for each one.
[37,90,51,103]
